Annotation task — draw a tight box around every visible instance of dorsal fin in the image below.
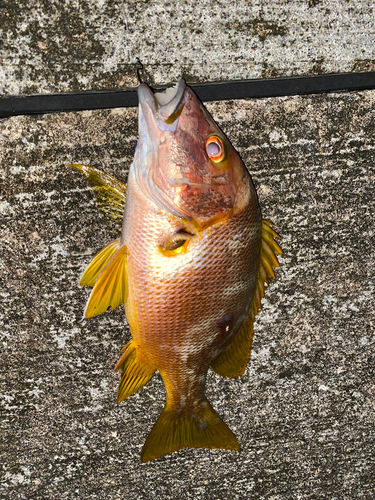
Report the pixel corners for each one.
[211,220,282,378]
[83,244,128,319]
[68,164,126,232]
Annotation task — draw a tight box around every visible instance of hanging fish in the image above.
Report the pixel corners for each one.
[69,78,282,462]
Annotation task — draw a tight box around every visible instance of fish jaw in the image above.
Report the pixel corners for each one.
[134,80,189,221]
[135,80,250,229]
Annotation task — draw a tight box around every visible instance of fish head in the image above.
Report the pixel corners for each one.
[136,79,251,229]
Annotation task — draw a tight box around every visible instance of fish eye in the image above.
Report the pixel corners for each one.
[205,136,226,163]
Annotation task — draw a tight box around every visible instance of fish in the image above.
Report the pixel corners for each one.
[69,78,282,462]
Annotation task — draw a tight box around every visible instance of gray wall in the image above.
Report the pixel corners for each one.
[1,0,374,95]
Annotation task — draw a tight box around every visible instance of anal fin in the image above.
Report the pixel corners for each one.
[211,219,282,378]
[141,397,239,462]
[115,341,155,402]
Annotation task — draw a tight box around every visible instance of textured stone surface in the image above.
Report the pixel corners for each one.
[1,0,374,95]
[1,90,374,498]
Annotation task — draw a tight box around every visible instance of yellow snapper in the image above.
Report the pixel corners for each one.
[70,79,282,462]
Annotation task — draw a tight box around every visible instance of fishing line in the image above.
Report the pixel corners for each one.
[0,71,374,118]
[135,58,144,85]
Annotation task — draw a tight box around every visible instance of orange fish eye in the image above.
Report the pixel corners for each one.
[205,136,226,163]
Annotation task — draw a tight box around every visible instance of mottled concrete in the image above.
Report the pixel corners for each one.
[1,90,374,498]
[1,0,374,95]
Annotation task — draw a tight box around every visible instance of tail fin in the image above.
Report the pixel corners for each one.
[141,398,239,462]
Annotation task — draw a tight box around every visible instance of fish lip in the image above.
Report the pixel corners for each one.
[138,79,186,125]
[137,82,157,117]
[155,79,186,121]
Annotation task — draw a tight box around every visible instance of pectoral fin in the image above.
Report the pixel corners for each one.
[68,164,126,232]
[211,220,282,378]
[83,244,128,319]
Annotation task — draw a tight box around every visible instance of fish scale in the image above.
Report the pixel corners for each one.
[69,79,282,462]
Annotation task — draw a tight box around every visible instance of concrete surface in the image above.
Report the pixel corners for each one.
[1,0,374,95]
[1,90,374,498]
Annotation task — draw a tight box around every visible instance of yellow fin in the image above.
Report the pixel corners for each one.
[141,397,239,462]
[68,164,126,233]
[80,239,120,287]
[211,313,255,378]
[211,220,282,378]
[83,244,127,318]
[115,341,155,402]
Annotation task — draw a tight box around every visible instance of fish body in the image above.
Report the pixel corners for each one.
[70,79,282,462]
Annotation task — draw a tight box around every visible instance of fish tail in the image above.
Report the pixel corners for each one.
[115,341,155,402]
[141,397,239,462]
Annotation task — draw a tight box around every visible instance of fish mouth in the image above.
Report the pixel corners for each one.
[135,80,192,220]
[138,79,186,128]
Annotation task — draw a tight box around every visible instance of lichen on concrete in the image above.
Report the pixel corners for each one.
[1,90,374,498]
